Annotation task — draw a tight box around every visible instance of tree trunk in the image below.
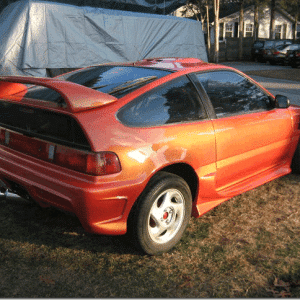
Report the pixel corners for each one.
[269,0,275,39]
[254,2,259,40]
[294,1,299,41]
[214,0,219,63]
[294,15,298,41]
[238,0,244,60]
[200,11,205,30]
[206,3,211,61]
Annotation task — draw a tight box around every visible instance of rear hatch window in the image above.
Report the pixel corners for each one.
[58,65,172,98]
[0,101,90,150]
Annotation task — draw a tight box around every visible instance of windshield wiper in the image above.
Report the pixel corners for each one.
[109,76,157,95]
[91,84,109,90]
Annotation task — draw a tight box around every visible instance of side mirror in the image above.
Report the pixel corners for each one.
[274,95,290,109]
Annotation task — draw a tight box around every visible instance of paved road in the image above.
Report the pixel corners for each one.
[222,62,300,106]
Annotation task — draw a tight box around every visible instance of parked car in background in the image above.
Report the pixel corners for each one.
[286,48,300,68]
[268,44,300,65]
[0,58,300,255]
[251,39,292,62]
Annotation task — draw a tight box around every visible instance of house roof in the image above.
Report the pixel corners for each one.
[218,4,296,24]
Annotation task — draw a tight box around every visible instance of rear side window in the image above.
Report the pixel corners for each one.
[117,76,207,127]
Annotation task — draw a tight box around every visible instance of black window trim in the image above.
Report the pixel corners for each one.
[187,73,217,120]
[190,69,275,119]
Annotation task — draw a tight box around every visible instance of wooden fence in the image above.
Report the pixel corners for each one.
[208,37,253,62]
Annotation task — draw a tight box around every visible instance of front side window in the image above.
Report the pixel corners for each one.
[195,71,271,118]
[117,76,206,127]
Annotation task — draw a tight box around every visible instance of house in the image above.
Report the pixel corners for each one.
[215,5,298,41]
[172,4,300,43]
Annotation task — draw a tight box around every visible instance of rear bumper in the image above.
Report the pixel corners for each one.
[0,146,144,235]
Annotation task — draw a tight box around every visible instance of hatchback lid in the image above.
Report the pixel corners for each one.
[0,76,118,112]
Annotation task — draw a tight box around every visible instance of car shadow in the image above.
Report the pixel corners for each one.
[0,193,141,256]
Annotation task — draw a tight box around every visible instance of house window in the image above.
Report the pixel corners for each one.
[282,24,287,39]
[245,24,253,37]
[219,23,224,40]
[225,23,233,38]
[275,25,282,39]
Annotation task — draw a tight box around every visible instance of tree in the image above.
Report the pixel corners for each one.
[181,0,213,60]
[180,1,201,21]
[253,1,259,40]
[278,0,300,41]
[206,1,211,58]
[214,0,220,63]
[269,0,276,39]
[239,0,245,60]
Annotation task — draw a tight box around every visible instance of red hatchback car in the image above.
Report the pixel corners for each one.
[0,58,299,255]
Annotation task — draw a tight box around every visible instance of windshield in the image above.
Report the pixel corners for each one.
[58,66,172,98]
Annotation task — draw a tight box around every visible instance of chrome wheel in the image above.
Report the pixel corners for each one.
[148,189,185,244]
[129,171,192,255]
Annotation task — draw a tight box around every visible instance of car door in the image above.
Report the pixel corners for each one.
[192,70,293,191]
[116,75,217,181]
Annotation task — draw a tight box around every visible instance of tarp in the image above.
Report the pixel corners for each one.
[97,0,187,14]
[0,0,207,77]
[0,0,187,15]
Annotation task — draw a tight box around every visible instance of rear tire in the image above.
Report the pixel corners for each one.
[291,62,298,68]
[292,143,300,174]
[129,172,192,255]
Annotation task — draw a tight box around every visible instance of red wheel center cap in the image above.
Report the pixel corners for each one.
[163,212,168,219]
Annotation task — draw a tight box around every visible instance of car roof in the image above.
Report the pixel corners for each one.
[133,57,209,71]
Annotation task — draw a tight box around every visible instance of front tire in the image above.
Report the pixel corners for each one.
[291,62,298,68]
[130,172,192,255]
[292,143,300,174]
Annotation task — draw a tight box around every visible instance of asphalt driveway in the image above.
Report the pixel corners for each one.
[222,61,300,106]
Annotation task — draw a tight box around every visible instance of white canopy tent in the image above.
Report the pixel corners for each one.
[0,0,207,77]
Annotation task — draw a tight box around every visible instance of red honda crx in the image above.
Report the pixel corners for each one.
[0,58,299,255]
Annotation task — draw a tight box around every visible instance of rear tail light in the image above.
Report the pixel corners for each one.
[0,128,121,176]
[296,52,300,57]
[273,51,280,55]
[0,129,5,143]
[55,146,121,176]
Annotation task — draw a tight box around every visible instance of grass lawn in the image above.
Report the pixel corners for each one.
[0,174,300,297]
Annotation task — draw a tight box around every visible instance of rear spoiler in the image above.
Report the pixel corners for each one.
[0,76,117,112]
